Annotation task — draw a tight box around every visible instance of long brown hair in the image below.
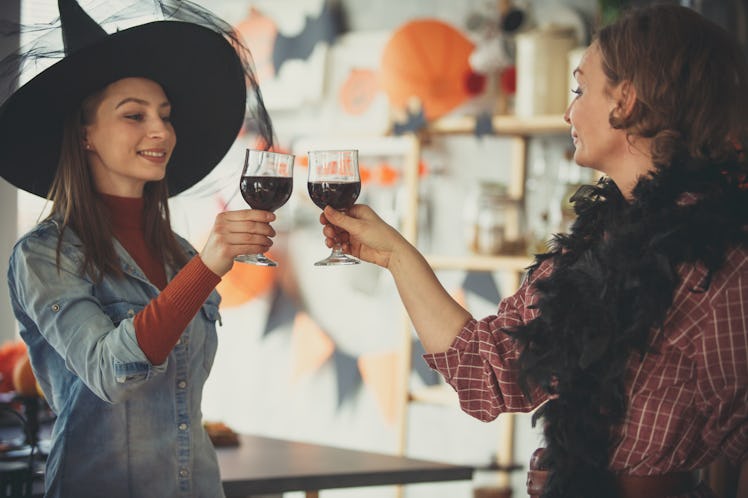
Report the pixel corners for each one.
[47,84,189,282]
[596,3,748,168]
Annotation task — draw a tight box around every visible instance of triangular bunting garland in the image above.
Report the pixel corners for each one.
[333,350,362,409]
[290,312,335,383]
[262,285,300,337]
[358,351,400,426]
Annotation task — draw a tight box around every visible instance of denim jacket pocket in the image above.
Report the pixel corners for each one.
[102,301,151,383]
[199,298,221,325]
[102,301,144,327]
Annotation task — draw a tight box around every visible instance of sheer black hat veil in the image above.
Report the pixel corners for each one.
[0,0,274,198]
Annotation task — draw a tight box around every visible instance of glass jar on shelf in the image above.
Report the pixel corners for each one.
[463,182,525,256]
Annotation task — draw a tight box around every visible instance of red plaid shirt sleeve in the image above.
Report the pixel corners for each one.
[423,261,550,421]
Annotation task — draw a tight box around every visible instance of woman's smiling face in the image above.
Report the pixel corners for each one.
[84,77,176,197]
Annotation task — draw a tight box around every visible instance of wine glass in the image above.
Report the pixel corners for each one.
[235,149,295,266]
[307,149,361,266]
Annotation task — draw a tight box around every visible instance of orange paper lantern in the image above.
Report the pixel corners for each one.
[379,19,479,120]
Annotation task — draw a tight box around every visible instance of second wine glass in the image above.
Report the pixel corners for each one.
[236,149,295,266]
[307,149,361,266]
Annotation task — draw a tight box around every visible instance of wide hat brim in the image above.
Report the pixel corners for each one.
[0,20,246,198]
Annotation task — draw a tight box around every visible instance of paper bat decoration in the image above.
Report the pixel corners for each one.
[272,0,344,73]
[392,107,426,135]
[474,111,495,138]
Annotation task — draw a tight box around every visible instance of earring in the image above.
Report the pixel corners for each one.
[84,143,91,150]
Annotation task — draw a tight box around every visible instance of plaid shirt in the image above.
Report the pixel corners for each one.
[424,248,748,496]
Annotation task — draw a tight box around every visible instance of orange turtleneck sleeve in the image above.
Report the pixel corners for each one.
[100,194,220,365]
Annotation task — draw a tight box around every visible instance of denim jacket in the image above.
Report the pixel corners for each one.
[7,218,224,498]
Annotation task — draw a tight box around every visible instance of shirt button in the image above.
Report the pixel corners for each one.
[179,469,189,478]
[177,380,187,389]
[178,423,188,431]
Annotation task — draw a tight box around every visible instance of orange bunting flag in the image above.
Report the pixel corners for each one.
[290,312,335,383]
[358,351,401,426]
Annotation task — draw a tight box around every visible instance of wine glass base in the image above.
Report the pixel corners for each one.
[314,254,360,266]
[234,254,278,266]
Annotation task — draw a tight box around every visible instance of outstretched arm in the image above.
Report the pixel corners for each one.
[321,205,471,353]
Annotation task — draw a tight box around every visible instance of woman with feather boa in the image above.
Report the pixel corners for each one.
[320,4,747,498]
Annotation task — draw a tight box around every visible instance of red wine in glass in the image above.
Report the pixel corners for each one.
[307,149,361,266]
[307,181,361,211]
[235,149,295,267]
[241,176,293,211]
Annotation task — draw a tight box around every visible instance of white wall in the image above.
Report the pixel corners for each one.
[0,0,19,344]
[0,180,17,344]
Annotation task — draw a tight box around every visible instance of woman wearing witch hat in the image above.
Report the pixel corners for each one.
[3,1,276,496]
[321,4,748,498]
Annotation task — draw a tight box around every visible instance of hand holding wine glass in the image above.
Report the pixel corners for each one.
[320,204,411,269]
[307,149,361,266]
[236,149,295,266]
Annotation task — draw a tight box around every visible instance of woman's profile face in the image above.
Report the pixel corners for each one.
[84,77,176,197]
[564,44,628,174]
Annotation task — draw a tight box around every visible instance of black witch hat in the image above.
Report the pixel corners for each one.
[0,0,272,198]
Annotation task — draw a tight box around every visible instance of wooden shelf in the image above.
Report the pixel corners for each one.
[426,254,532,272]
[429,114,569,136]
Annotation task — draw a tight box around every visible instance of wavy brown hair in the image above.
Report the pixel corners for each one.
[597,3,748,168]
[47,88,189,282]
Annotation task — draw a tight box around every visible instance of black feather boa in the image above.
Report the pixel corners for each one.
[507,156,748,498]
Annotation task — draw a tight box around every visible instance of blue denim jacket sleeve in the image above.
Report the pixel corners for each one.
[8,223,167,404]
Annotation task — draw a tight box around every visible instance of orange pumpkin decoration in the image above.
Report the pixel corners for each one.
[0,340,27,393]
[379,19,481,120]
